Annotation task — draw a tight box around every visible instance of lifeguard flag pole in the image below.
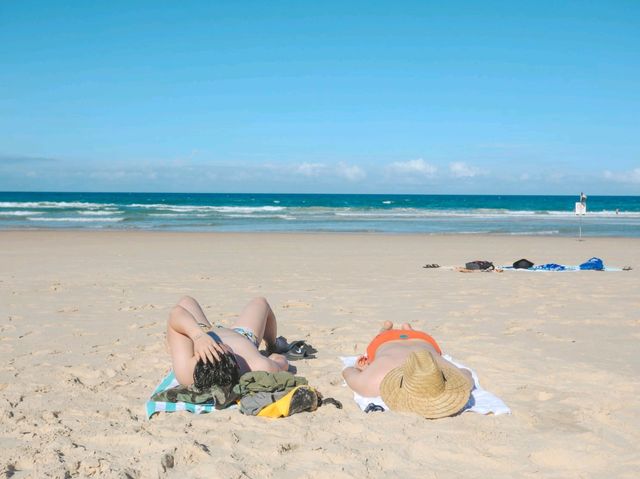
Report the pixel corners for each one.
[575,192,587,239]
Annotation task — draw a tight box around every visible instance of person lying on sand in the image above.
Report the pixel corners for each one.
[342,321,474,418]
[167,296,289,389]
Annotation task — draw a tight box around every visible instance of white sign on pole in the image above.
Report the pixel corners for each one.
[576,193,587,239]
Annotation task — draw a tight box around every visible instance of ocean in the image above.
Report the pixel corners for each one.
[1,192,639,237]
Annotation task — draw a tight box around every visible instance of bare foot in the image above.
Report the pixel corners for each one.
[380,320,393,332]
[268,353,289,371]
[401,323,414,330]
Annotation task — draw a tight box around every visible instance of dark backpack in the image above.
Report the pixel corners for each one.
[512,258,534,269]
[465,260,495,271]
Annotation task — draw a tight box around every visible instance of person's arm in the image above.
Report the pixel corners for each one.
[168,305,229,364]
[342,366,379,397]
[169,306,204,340]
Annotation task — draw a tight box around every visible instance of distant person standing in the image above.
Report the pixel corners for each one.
[580,192,587,205]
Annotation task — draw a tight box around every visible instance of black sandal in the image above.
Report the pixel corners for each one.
[284,340,317,361]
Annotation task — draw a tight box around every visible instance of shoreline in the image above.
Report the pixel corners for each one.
[2,228,640,240]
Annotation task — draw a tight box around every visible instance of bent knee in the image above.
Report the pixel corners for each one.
[250,296,269,307]
[169,305,187,322]
[177,295,197,308]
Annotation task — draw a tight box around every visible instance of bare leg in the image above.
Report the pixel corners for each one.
[401,323,414,330]
[232,297,278,349]
[177,296,212,327]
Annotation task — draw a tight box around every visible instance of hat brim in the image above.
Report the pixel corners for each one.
[380,361,472,419]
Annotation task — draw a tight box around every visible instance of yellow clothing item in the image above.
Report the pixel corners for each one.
[257,386,319,418]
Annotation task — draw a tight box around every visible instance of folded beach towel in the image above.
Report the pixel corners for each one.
[145,370,236,419]
[340,355,510,416]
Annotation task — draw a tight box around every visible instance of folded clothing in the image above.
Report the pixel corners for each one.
[255,386,320,418]
[233,371,308,396]
[340,355,510,416]
[240,391,289,416]
[147,370,311,419]
[236,372,317,418]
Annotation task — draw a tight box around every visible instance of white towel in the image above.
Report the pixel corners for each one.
[340,355,510,416]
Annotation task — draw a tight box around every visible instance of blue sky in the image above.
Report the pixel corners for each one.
[1,1,639,194]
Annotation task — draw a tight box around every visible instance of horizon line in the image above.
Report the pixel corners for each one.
[0,190,637,198]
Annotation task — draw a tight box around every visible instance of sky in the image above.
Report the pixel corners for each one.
[1,1,639,194]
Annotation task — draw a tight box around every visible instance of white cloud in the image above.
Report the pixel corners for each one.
[388,159,437,177]
[604,168,640,184]
[546,172,565,182]
[295,162,325,177]
[449,162,482,178]
[88,170,130,180]
[336,163,366,181]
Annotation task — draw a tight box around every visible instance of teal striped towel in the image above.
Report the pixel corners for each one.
[146,370,217,419]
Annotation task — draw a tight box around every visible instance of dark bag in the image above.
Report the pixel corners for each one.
[464,260,494,271]
[512,258,534,269]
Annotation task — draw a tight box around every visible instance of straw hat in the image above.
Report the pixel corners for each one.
[380,350,472,419]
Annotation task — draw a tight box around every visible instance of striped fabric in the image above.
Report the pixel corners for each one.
[145,370,217,419]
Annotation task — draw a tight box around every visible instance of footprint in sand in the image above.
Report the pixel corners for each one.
[118,304,159,312]
[281,300,312,310]
[57,307,79,313]
[128,321,158,330]
[537,391,553,401]
[0,324,16,333]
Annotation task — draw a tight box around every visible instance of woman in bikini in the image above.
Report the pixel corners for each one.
[342,321,472,398]
[166,296,289,388]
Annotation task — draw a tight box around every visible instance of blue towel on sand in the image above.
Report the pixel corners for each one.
[531,263,566,271]
[146,370,220,419]
[503,257,612,272]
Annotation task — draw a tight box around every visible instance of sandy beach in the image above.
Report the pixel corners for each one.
[1,231,639,478]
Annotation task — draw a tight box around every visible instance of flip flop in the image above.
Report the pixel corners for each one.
[320,397,343,409]
[364,403,385,413]
[284,340,317,361]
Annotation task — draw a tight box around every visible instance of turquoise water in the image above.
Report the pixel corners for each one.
[1,192,639,236]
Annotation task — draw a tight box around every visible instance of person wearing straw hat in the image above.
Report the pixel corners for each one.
[342,321,473,419]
